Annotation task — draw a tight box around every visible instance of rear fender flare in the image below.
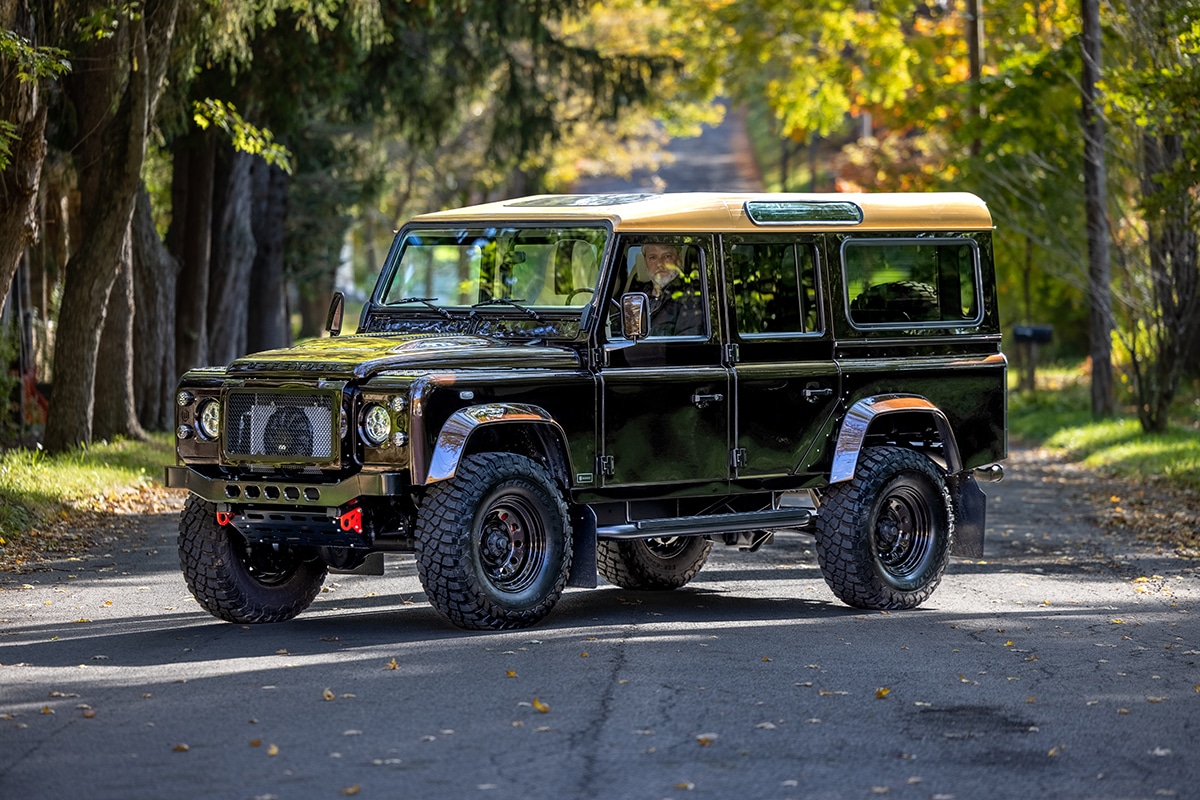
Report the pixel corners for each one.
[830,395,962,484]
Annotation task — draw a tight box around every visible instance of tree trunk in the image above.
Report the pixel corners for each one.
[297,282,335,339]
[171,130,216,373]
[247,159,291,352]
[0,0,49,321]
[43,0,179,452]
[206,148,256,365]
[1081,0,1114,418]
[93,223,146,441]
[132,184,178,431]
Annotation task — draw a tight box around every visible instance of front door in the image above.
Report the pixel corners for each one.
[599,236,730,489]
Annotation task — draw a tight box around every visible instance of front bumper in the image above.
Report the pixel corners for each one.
[164,465,407,507]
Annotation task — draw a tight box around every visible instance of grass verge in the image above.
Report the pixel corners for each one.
[0,433,177,571]
[1009,366,1200,492]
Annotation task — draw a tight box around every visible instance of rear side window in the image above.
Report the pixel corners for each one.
[843,239,981,327]
[727,241,820,336]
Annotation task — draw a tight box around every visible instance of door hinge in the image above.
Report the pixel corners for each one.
[724,343,740,363]
[597,454,615,477]
[730,447,747,468]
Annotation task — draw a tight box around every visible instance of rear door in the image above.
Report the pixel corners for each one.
[722,234,841,478]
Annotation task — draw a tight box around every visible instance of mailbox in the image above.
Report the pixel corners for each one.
[1013,325,1053,344]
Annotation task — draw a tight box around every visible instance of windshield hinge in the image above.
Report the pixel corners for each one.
[729,447,747,468]
[724,343,740,363]
[597,454,615,477]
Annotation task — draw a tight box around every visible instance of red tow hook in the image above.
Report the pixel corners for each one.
[215,511,232,526]
[339,507,364,535]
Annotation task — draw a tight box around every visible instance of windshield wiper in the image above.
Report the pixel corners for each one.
[392,297,451,319]
[471,298,544,322]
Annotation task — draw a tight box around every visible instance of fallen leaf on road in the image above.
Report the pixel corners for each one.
[386,658,399,670]
[40,706,54,715]
[696,733,719,746]
[323,688,336,701]
[505,670,517,678]
[341,786,361,796]
[756,722,777,729]
[173,744,189,752]
[267,744,279,756]
[250,739,262,747]
[532,697,550,713]
[876,688,891,699]
[674,782,695,790]
[275,649,289,655]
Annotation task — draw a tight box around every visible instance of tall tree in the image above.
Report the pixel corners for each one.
[1082,0,1114,416]
[43,1,179,452]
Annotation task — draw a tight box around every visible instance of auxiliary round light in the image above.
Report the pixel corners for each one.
[362,403,391,446]
[197,400,221,440]
[176,390,195,407]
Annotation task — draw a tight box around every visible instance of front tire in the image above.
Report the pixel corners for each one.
[178,495,326,623]
[597,536,712,590]
[815,447,952,609]
[415,453,572,630]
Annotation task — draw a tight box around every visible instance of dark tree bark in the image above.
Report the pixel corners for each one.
[0,0,49,321]
[1133,132,1200,433]
[93,223,146,441]
[206,148,256,365]
[170,129,216,374]
[247,159,291,353]
[1082,0,1114,417]
[131,185,178,431]
[43,0,179,452]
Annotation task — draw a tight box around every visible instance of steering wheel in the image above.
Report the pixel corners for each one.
[565,287,594,303]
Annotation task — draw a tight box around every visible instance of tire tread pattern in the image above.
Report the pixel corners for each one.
[178,495,326,623]
[414,452,572,630]
[814,446,953,610]
[596,537,712,590]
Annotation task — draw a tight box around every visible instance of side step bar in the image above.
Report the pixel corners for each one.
[597,507,815,541]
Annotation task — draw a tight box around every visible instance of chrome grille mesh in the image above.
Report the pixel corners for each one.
[225,391,338,462]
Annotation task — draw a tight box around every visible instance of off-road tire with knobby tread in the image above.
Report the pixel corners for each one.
[814,446,953,610]
[178,495,327,623]
[597,537,712,590]
[414,452,572,630]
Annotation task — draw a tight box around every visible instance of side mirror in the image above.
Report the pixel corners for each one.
[620,292,650,342]
[326,291,345,337]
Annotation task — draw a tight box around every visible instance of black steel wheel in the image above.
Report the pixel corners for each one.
[177,495,326,623]
[814,447,952,609]
[415,452,572,630]
[597,536,712,590]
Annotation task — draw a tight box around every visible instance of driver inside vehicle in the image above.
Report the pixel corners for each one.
[627,243,704,337]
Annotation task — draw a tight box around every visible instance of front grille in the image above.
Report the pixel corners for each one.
[224,390,339,463]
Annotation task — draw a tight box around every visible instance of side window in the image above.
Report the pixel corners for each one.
[728,242,820,335]
[843,239,980,327]
[608,240,707,338]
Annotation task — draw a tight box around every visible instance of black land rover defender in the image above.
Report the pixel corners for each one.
[167,192,1007,630]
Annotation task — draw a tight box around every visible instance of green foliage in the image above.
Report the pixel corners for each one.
[0,326,19,442]
[192,98,294,173]
[0,28,71,79]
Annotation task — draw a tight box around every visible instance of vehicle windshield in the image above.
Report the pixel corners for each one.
[377,226,608,312]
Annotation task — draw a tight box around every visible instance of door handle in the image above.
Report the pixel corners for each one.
[802,387,834,403]
[691,392,725,408]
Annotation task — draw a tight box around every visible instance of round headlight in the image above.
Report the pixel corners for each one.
[197,400,221,440]
[361,403,391,446]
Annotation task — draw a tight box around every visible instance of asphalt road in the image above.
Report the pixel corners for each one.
[2,445,1199,800]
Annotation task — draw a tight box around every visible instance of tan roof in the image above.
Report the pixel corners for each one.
[412,192,993,233]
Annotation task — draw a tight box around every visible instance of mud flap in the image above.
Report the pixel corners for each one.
[950,474,986,558]
[568,505,598,588]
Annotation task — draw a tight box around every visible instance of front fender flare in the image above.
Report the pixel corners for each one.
[420,403,571,485]
[829,395,962,484]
